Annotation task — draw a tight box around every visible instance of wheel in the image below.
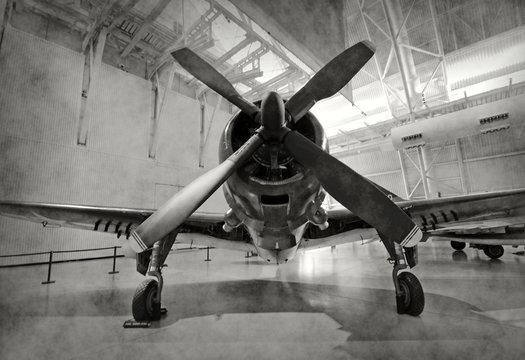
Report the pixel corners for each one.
[452,250,467,262]
[396,272,425,316]
[450,241,466,251]
[483,245,504,259]
[132,279,160,321]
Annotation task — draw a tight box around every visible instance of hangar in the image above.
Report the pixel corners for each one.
[0,0,524,359]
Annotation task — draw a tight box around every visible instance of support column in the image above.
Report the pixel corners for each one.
[429,0,449,93]
[198,94,222,168]
[416,147,429,198]
[397,150,410,199]
[356,2,395,116]
[0,0,7,30]
[381,0,420,118]
[198,95,206,168]
[77,26,108,146]
[149,63,176,159]
[421,146,438,197]
[0,0,10,49]
[455,139,469,194]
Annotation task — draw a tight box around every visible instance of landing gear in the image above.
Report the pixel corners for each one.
[132,278,161,321]
[450,241,466,251]
[125,241,168,326]
[396,272,425,316]
[387,241,425,316]
[483,245,504,259]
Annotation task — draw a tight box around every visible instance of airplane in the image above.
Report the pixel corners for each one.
[1,41,523,324]
[409,191,525,259]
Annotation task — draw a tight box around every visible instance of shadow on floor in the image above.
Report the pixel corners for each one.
[2,277,505,343]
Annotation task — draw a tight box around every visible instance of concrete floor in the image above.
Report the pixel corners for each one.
[1,240,525,360]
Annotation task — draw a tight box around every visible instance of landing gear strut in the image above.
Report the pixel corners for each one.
[389,242,425,316]
[126,242,168,326]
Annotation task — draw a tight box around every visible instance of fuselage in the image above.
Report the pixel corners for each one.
[219,106,329,263]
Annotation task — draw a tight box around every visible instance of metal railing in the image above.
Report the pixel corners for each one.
[0,246,122,284]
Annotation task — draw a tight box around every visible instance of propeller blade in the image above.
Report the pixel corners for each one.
[172,48,260,118]
[285,41,375,122]
[283,131,422,247]
[129,134,264,252]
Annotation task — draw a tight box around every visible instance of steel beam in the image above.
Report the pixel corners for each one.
[428,0,449,98]
[356,1,394,116]
[454,139,468,194]
[200,94,223,167]
[0,0,8,32]
[81,0,118,51]
[149,62,176,159]
[242,68,298,98]
[147,7,220,79]
[381,0,418,119]
[208,1,297,73]
[77,26,108,146]
[23,0,91,31]
[397,150,410,199]
[121,0,171,58]
[399,43,441,59]
[189,36,255,86]
[83,0,141,52]
[416,146,429,198]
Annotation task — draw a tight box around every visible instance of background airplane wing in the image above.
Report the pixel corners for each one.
[428,216,525,235]
[301,228,380,250]
[0,201,255,252]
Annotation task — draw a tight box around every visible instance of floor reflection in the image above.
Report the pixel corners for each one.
[1,240,525,360]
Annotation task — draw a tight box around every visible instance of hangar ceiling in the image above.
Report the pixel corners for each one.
[2,0,525,150]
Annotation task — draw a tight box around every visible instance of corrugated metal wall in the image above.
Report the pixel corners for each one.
[333,128,525,206]
[0,27,230,266]
[460,131,525,192]
[1,27,523,264]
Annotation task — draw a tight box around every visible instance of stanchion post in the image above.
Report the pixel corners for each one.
[108,246,119,274]
[204,246,211,262]
[42,251,56,284]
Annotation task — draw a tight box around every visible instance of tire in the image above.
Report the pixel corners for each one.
[452,250,467,262]
[132,279,159,321]
[483,245,504,259]
[450,241,466,251]
[397,272,425,316]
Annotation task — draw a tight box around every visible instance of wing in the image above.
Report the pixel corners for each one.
[426,215,525,246]
[315,188,525,247]
[0,200,254,252]
[301,227,379,250]
[299,208,380,250]
[428,216,525,235]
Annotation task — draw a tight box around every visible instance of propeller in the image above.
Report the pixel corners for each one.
[129,134,263,252]
[129,42,422,253]
[282,131,422,247]
[285,40,375,122]
[171,47,260,118]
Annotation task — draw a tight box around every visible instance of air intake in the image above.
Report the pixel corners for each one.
[261,194,289,205]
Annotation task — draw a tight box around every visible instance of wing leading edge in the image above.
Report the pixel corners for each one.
[0,201,255,251]
[323,188,525,245]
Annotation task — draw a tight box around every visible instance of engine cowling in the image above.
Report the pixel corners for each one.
[219,106,328,233]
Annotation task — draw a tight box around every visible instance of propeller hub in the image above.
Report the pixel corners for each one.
[261,91,285,132]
